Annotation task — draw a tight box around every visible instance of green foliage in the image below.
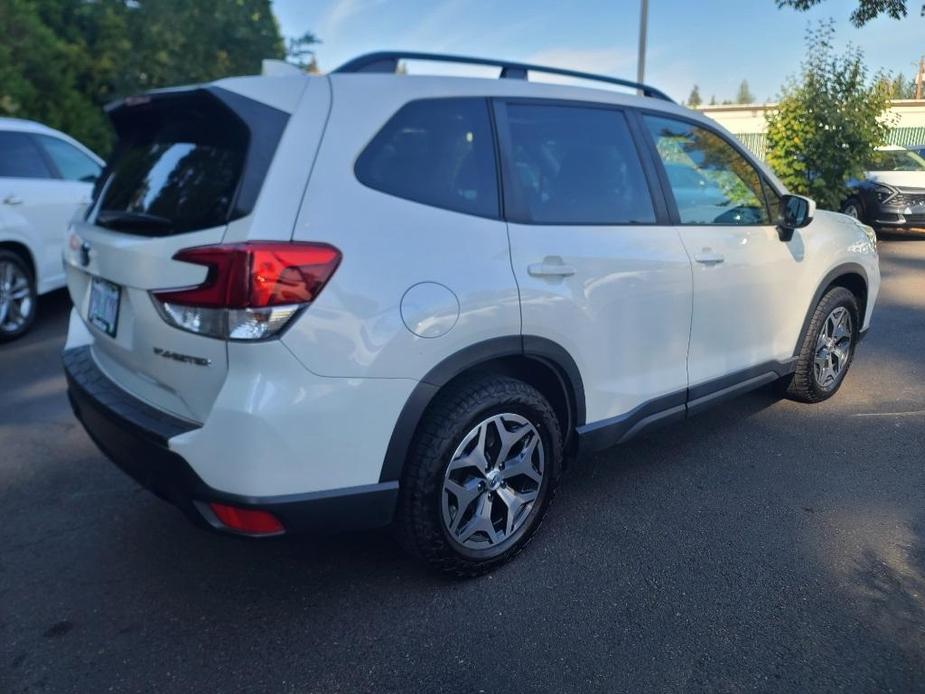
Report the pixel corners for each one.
[765,21,893,210]
[891,72,917,99]
[0,0,285,156]
[687,85,702,108]
[736,80,755,104]
[287,31,320,72]
[775,0,922,26]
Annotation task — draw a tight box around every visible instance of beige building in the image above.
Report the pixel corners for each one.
[698,100,925,157]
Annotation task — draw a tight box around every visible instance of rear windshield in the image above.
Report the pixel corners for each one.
[96,92,249,235]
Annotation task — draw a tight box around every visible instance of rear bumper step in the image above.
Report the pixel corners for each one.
[63,346,398,535]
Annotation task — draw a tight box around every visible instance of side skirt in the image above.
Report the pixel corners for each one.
[576,359,797,458]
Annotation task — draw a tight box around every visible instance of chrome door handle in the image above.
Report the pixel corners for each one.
[694,251,725,265]
[2,195,22,206]
[528,261,576,278]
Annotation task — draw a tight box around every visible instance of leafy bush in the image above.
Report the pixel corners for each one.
[765,21,893,210]
[0,0,285,156]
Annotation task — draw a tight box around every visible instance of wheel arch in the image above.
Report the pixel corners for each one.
[0,240,37,281]
[841,194,866,220]
[793,263,869,356]
[378,336,585,483]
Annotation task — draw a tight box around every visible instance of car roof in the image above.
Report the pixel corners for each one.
[0,116,103,163]
[0,116,60,135]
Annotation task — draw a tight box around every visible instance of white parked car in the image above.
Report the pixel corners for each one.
[0,118,103,340]
[62,53,880,576]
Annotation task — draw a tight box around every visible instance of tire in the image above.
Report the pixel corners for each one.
[396,375,563,577]
[841,197,864,223]
[0,250,37,343]
[784,286,860,403]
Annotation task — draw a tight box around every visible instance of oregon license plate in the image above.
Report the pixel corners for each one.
[88,276,121,337]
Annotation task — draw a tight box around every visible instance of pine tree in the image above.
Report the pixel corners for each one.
[687,85,702,108]
[736,80,755,104]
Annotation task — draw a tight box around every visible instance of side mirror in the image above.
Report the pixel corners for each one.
[777,194,815,241]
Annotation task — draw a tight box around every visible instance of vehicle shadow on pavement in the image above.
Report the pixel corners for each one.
[4,242,925,692]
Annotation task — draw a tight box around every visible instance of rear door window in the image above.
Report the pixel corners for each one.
[355,98,499,218]
[35,135,101,182]
[501,103,656,225]
[0,131,53,179]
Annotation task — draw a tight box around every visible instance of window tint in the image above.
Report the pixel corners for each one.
[504,104,655,225]
[0,132,53,179]
[356,98,499,218]
[644,116,771,225]
[36,135,101,182]
[98,104,247,235]
[761,178,782,225]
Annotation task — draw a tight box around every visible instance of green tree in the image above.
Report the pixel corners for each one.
[0,0,286,155]
[687,85,702,107]
[287,31,320,72]
[736,80,755,104]
[765,21,893,209]
[0,0,109,148]
[891,72,917,98]
[775,0,924,26]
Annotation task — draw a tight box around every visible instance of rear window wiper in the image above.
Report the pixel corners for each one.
[96,210,174,234]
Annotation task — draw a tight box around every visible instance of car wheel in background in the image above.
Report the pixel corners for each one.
[0,250,37,342]
[841,198,864,222]
[397,376,562,577]
[784,286,860,403]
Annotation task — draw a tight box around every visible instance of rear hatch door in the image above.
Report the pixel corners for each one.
[65,86,289,422]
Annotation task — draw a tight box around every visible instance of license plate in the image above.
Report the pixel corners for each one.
[88,277,121,338]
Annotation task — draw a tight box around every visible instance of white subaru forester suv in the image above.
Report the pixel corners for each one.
[63,53,880,576]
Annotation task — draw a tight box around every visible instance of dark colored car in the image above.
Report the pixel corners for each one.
[842,146,925,232]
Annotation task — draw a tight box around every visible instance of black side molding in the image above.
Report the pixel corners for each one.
[576,359,797,457]
[792,263,869,357]
[378,335,585,483]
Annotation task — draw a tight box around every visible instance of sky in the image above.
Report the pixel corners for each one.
[273,0,925,103]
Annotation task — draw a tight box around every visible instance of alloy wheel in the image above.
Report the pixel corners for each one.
[441,413,544,551]
[814,306,852,389]
[0,260,33,335]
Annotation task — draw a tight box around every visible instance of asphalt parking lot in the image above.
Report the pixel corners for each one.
[2,237,924,693]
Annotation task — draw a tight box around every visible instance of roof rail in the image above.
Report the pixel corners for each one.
[332,51,674,102]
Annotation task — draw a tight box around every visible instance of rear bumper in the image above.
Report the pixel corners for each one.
[64,346,399,536]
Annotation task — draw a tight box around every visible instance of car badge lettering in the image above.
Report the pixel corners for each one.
[153,347,211,367]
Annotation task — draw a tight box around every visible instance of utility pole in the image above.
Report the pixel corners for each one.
[637,0,649,88]
[917,55,924,100]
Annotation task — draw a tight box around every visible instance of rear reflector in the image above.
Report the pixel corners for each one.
[208,503,285,535]
[151,242,341,341]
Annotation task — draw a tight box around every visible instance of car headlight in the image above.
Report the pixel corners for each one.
[874,183,898,204]
[861,224,877,248]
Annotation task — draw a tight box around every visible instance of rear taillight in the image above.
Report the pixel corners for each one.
[151,242,341,341]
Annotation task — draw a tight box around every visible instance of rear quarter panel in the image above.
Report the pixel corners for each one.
[283,77,521,379]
